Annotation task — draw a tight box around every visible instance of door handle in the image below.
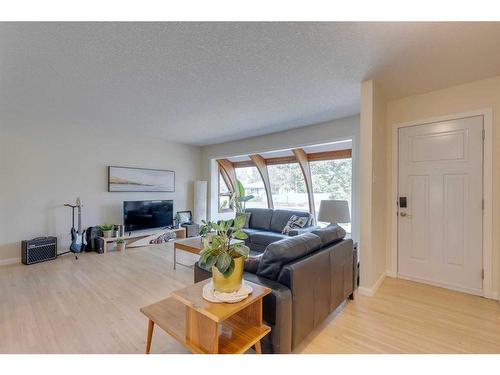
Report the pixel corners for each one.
[399,212,411,218]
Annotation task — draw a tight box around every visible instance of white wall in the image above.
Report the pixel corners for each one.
[0,118,200,263]
[200,115,360,241]
[359,80,388,295]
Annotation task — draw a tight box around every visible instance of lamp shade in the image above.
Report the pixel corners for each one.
[317,200,350,224]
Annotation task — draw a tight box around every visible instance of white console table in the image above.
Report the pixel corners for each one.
[99,227,186,254]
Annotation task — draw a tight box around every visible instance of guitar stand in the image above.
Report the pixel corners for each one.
[64,203,81,260]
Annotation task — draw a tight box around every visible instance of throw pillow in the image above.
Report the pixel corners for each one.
[282,215,309,235]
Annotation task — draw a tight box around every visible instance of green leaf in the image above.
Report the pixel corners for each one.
[233,214,245,229]
[225,219,234,232]
[205,255,218,269]
[199,255,217,271]
[232,244,250,258]
[216,252,232,274]
[232,230,248,240]
[211,236,222,248]
[222,258,235,278]
[236,179,245,198]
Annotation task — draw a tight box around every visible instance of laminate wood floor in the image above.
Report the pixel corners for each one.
[296,277,500,353]
[1,244,499,354]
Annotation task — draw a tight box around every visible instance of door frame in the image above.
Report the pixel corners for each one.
[389,109,494,299]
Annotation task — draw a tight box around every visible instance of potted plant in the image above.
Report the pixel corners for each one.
[175,212,182,228]
[199,215,250,293]
[116,238,126,252]
[232,179,254,227]
[199,220,215,246]
[100,223,115,238]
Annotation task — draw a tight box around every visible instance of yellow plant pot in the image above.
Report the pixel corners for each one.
[212,257,244,293]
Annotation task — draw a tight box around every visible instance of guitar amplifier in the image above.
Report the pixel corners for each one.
[21,237,58,265]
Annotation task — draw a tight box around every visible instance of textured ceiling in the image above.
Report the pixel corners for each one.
[2,22,500,145]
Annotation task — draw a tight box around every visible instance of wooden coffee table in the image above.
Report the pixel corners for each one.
[173,236,243,269]
[140,279,271,354]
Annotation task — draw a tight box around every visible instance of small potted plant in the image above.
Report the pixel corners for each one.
[175,212,182,228]
[229,180,254,228]
[116,238,126,252]
[199,220,215,246]
[100,223,115,238]
[199,215,250,293]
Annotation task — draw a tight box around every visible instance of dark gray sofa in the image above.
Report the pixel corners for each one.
[194,226,355,354]
[243,208,315,253]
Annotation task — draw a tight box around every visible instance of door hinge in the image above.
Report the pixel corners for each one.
[482,199,485,210]
[482,129,485,141]
[482,269,484,280]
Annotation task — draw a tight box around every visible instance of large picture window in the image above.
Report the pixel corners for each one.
[235,166,268,208]
[267,163,308,211]
[310,158,352,230]
[215,143,352,221]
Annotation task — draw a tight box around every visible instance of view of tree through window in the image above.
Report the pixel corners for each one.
[268,163,308,211]
[217,151,352,219]
[235,166,268,208]
[310,158,352,228]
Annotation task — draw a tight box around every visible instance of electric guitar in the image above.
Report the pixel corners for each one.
[65,197,87,254]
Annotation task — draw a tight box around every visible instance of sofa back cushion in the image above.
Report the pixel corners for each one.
[311,225,346,247]
[269,209,311,233]
[246,208,274,230]
[256,232,321,280]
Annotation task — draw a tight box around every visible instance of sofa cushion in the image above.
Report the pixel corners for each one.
[311,225,346,247]
[246,208,274,231]
[247,243,267,253]
[241,228,264,237]
[269,209,311,233]
[257,233,322,280]
[251,232,289,247]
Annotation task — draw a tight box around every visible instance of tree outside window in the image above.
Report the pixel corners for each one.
[234,167,268,208]
[310,158,352,231]
[268,163,308,211]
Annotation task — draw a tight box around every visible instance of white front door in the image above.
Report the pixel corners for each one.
[397,116,483,295]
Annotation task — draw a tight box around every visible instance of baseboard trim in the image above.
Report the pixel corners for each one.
[386,269,397,278]
[0,257,21,266]
[484,290,499,300]
[358,271,386,297]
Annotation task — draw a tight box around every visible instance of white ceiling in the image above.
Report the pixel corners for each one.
[2,22,500,145]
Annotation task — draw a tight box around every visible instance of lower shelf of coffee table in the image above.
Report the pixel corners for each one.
[141,296,270,354]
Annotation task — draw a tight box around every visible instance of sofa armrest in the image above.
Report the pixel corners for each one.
[243,273,292,354]
[277,239,353,349]
[287,226,316,237]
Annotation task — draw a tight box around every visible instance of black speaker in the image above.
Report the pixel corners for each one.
[21,237,57,265]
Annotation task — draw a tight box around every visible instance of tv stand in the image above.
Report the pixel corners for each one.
[100,227,186,254]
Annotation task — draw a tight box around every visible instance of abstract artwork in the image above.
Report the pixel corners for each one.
[108,166,175,192]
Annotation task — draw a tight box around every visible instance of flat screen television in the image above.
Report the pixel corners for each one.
[123,200,173,232]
